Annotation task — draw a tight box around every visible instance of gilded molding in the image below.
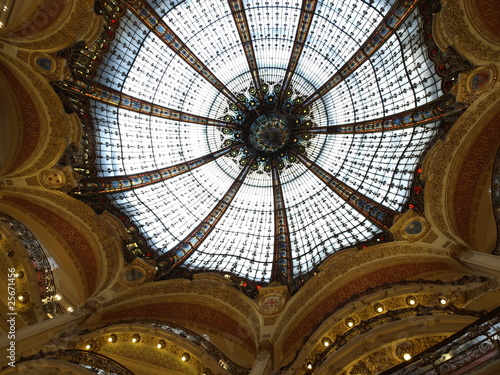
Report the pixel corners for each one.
[0,52,81,178]
[96,277,262,339]
[1,0,102,53]
[275,243,454,345]
[0,188,124,297]
[424,84,500,245]
[436,0,500,64]
[336,336,448,375]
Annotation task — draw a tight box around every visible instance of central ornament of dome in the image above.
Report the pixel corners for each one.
[249,113,290,153]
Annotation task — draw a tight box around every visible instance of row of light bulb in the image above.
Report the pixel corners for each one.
[308,296,450,371]
[85,334,191,361]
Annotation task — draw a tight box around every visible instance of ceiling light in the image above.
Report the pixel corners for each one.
[374,303,384,313]
[85,343,93,350]
[406,296,417,306]
[55,294,62,301]
[307,362,313,370]
[67,307,74,312]
[181,353,190,362]
[157,339,166,349]
[322,337,331,347]
[345,318,355,328]
[107,334,117,343]
[131,334,140,343]
[439,297,448,305]
[403,352,412,361]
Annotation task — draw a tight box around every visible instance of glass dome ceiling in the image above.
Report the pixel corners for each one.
[69,0,451,286]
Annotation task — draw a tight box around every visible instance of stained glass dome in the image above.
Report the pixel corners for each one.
[66,0,454,288]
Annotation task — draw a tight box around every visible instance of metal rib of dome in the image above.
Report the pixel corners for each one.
[73,0,448,287]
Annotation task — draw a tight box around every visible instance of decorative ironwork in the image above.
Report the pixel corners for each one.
[298,0,419,109]
[75,144,242,195]
[78,320,251,375]
[278,0,318,105]
[220,81,316,176]
[295,97,455,135]
[125,0,245,110]
[493,147,500,255]
[271,157,293,285]
[278,304,484,374]
[0,213,64,318]
[56,80,241,129]
[292,150,397,229]
[156,154,257,276]
[11,349,134,374]
[52,0,475,291]
[380,306,500,374]
[228,0,264,101]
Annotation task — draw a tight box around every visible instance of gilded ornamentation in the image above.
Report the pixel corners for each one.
[436,0,500,64]
[424,84,500,242]
[0,189,124,296]
[390,211,432,243]
[275,244,455,352]
[1,0,102,53]
[338,336,448,375]
[97,278,262,338]
[256,285,290,316]
[0,53,81,178]
[456,65,499,103]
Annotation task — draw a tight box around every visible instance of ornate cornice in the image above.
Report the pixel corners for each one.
[0,188,124,298]
[0,0,102,53]
[436,0,500,64]
[95,276,262,341]
[0,52,80,178]
[273,243,466,360]
[424,84,500,246]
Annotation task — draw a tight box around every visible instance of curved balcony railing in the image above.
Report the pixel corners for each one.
[73,319,251,374]
[4,349,135,374]
[0,213,64,317]
[493,147,500,255]
[381,306,500,374]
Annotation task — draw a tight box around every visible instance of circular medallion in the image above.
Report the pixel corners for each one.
[249,113,290,153]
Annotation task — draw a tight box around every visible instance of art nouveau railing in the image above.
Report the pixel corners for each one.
[382,306,500,374]
[9,349,135,374]
[0,213,64,317]
[493,147,500,255]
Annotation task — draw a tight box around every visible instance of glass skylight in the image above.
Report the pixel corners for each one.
[86,0,443,284]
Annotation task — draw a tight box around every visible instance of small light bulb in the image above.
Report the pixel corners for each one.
[439,298,447,305]
[18,295,24,301]
[67,307,74,312]
[55,294,62,301]
[132,337,137,343]
[307,362,313,370]
[403,352,412,361]
[85,344,92,350]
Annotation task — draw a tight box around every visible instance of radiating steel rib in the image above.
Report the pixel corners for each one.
[279,0,318,104]
[298,0,418,110]
[157,154,257,273]
[125,0,246,111]
[75,144,242,195]
[291,150,396,229]
[294,97,450,135]
[61,80,240,128]
[228,0,264,101]
[270,157,293,286]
